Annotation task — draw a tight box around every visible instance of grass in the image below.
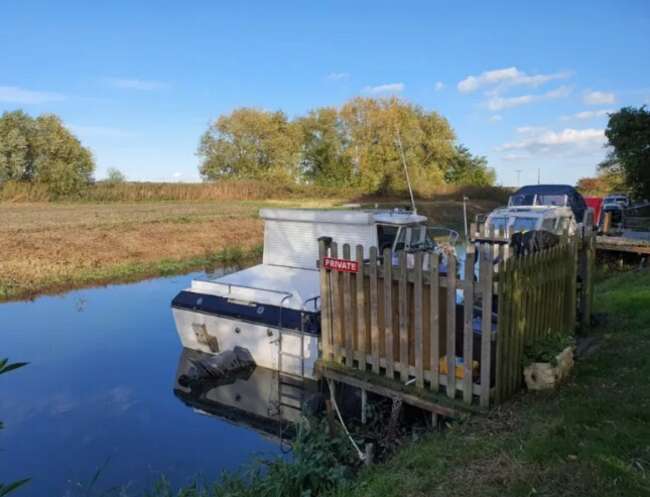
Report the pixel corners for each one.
[0,197,500,302]
[331,269,650,497]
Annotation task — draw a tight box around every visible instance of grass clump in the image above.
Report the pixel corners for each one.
[144,418,359,497]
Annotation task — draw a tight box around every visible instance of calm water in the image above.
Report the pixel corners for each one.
[0,272,281,497]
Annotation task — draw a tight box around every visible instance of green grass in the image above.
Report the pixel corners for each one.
[333,270,650,497]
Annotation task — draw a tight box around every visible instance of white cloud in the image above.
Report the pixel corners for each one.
[560,109,613,121]
[107,78,167,91]
[0,85,66,104]
[487,85,571,111]
[434,81,445,91]
[583,90,615,105]
[489,114,502,122]
[172,171,183,179]
[457,67,570,93]
[498,127,605,154]
[327,72,350,81]
[362,82,404,94]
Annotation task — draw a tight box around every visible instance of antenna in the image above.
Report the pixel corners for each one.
[395,129,417,214]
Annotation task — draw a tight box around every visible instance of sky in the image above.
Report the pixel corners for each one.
[2,0,649,186]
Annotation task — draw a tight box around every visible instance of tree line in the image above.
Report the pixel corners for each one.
[198,97,495,193]
[0,97,497,197]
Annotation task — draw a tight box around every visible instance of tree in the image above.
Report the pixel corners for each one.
[0,111,95,196]
[105,167,126,184]
[297,107,353,187]
[338,97,455,193]
[601,106,650,198]
[445,145,496,186]
[198,108,301,183]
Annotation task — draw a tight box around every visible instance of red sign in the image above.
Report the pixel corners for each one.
[323,257,359,273]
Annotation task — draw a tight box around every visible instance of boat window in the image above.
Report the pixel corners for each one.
[509,194,536,206]
[541,218,556,231]
[489,217,508,232]
[511,217,537,233]
[538,194,567,206]
[377,224,399,251]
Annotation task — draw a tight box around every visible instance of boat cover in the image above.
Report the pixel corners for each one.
[510,185,587,222]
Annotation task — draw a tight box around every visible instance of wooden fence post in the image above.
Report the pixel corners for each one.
[414,252,424,389]
[479,243,493,407]
[429,253,440,391]
[446,255,457,399]
[319,240,332,361]
[355,245,367,370]
[369,247,380,373]
[343,244,354,366]
[398,251,409,382]
[383,248,394,379]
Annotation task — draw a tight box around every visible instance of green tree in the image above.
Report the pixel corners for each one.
[445,145,496,186]
[198,108,301,183]
[297,107,353,187]
[339,97,455,193]
[601,106,650,199]
[105,167,126,184]
[0,111,94,196]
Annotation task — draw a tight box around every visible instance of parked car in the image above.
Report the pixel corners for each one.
[603,194,629,209]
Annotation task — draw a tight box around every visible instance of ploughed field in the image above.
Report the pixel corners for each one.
[0,198,498,302]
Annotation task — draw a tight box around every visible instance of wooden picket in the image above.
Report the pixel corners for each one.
[318,227,594,407]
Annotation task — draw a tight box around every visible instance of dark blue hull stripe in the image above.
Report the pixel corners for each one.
[172,291,321,335]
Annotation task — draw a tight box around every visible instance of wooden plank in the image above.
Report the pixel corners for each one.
[383,248,395,379]
[479,243,493,407]
[319,241,332,361]
[429,253,440,391]
[355,245,367,370]
[330,242,343,363]
[369,247,380,373]
[446,255,457,399]
[317,363,463,418]
[343,244,354,367]
[398,251,409,382]
[414,252,424,389]
[463,246,475,404]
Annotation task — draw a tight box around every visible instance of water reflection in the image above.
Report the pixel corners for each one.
[0,272,280,497]
[173,348,316,446]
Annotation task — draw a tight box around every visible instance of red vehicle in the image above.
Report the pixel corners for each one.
[584,196,603,226]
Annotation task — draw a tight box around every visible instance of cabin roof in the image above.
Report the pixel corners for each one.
[259,208,427,226]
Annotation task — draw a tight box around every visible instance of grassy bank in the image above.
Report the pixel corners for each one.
[0,198,500,302]
[334,270,650,497]
[0,179,511,204]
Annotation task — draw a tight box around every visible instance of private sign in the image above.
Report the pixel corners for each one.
[323,257,359,273]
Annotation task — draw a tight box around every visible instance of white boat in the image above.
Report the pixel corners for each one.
[484,184,588,237]
[172,208,453,380]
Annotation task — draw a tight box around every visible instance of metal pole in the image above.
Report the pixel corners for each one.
[463,196,469,241]
[396,130,417,214]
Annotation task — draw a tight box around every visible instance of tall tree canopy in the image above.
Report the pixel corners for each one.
[0,110,94,195]
[600,106,650,199]
[197,97,495,192]
[198,108,301,183]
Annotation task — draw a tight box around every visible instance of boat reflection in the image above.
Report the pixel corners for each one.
[173,348,318,444]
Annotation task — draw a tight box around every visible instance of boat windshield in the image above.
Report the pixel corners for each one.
[509,193,567,207]
[511,217,538,233]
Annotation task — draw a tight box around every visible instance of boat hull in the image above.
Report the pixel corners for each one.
[172,307,320,379]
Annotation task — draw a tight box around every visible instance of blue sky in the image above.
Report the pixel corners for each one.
[2,1,649,186]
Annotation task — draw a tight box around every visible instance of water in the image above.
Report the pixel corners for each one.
[0,272,282,497]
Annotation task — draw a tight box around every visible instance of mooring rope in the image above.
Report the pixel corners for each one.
[327,379,365,461]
